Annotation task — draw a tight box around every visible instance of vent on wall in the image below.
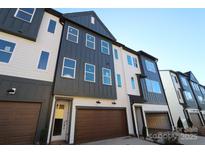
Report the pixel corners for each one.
[91,16,95,24]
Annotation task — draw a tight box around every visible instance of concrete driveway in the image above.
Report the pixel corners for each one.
[82,136,157,145]
[179,135,205,145]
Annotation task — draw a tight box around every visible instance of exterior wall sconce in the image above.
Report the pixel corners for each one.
[112,102,116,105]
[96,101,101,104]
[7,88,16,95]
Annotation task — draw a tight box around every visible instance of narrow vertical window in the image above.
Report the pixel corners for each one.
[38,51,49,70]
[48,19,56,33]
[114,49,119,60]
[91,16,95,24]
[131,77,135,89]
[0,39,16,63]
[116,74,122,87]
[102,68,112,85]
[84,63,95,82]
[133,57,138,68]
[127,55,132,66]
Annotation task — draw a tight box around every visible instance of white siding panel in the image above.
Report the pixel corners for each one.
[0,12,62,82]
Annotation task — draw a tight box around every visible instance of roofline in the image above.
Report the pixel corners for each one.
[45,8,62,17]
[137,50,158,61]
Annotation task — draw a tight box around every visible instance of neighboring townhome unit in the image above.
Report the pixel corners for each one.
[160,70,204,129]
[47,11,134,144]
[0,8,63,144]
[128,51,174,137]
[184,71,205,124]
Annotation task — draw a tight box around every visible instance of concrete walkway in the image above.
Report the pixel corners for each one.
[179,135,205,145]
[82,136,157,145]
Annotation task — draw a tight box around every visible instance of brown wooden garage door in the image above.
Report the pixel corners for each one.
[189,113,203,127]
[74,108,128,144]
[146,112,172,133]
[0,102,41,144]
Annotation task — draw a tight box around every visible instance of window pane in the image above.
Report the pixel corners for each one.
[145,60,156,73]
[133,57,138,67]
[20,8,35,14]
[117,74,122,87]
[127,55,132,66]
[87,35,94,42]
[38,51,49,70]
[101,41,109,54]
[114,49,119,59]
[48,19,56,33]
[131,78,135,89]
[64,59,75,68]
[103,69,110,76]
[68,34,78,43]
[145,79,152,92]
[69,27,78,35]
[0,52,12,63]
[85,72,94,82]
[86,41,95,49]
[101,41,108,47]
[101,47,109,54]
[0,39,15,52]
[86,64,94,73]
[181,77,188,86]
[16,11,32,22]
[184,91,192,101]
[63,67,74,78]
[103,76,111,85]
[152,81,161,94]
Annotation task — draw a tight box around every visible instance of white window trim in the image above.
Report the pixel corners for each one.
[61,57,77,79]
[85,33,95,50]
[102,67,112,85]
[47,19,57,34]
[84,63,96,82]
[101,40,110,55]
[66,26,79,43]
[113,48,119,60]
[14,8,36,23]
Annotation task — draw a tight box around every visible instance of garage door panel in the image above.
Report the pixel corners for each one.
[75,108,128,144]
[146,112,171,133]
[0,102,41,144]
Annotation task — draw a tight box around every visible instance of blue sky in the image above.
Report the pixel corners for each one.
[56,8,205,85]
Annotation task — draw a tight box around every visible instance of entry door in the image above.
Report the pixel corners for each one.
[52,100,70,141]
[135,106,145,136]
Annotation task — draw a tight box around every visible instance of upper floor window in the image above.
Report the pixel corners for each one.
[131,77,136,89]
[116,74,122,87]
[91,16,95,24]
[66,26,79,43]
[191,82,200,91]
[37,51,49,70]
[200,86,205,96]
[114,49,119,60]
[101,40,110,55]
[48,19,56,33]
[127,55,132,66]
[145,79,162,94]
[14,8,36,23]
[184,91,193,101]
[0,39,16,63]
[145,60,156,73]
[198,96,203,103]
[84,63,95,82]
[86,34,95,50]
[133,57,138,68]
[61,57,76,79]
[180,76,188,87]
[102,68,112,85]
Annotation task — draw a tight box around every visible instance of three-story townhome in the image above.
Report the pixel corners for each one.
[184,71,205,124]
[160,70,204,129]
[0,8,63,144]
[47,11,134,144]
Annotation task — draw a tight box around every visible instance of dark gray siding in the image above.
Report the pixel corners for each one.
[0,75,53,143]
[177,74,198,109]
[0,8,44,41]
[139,55,167,105]
[53,21,117,99]
[63,12,116,41]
